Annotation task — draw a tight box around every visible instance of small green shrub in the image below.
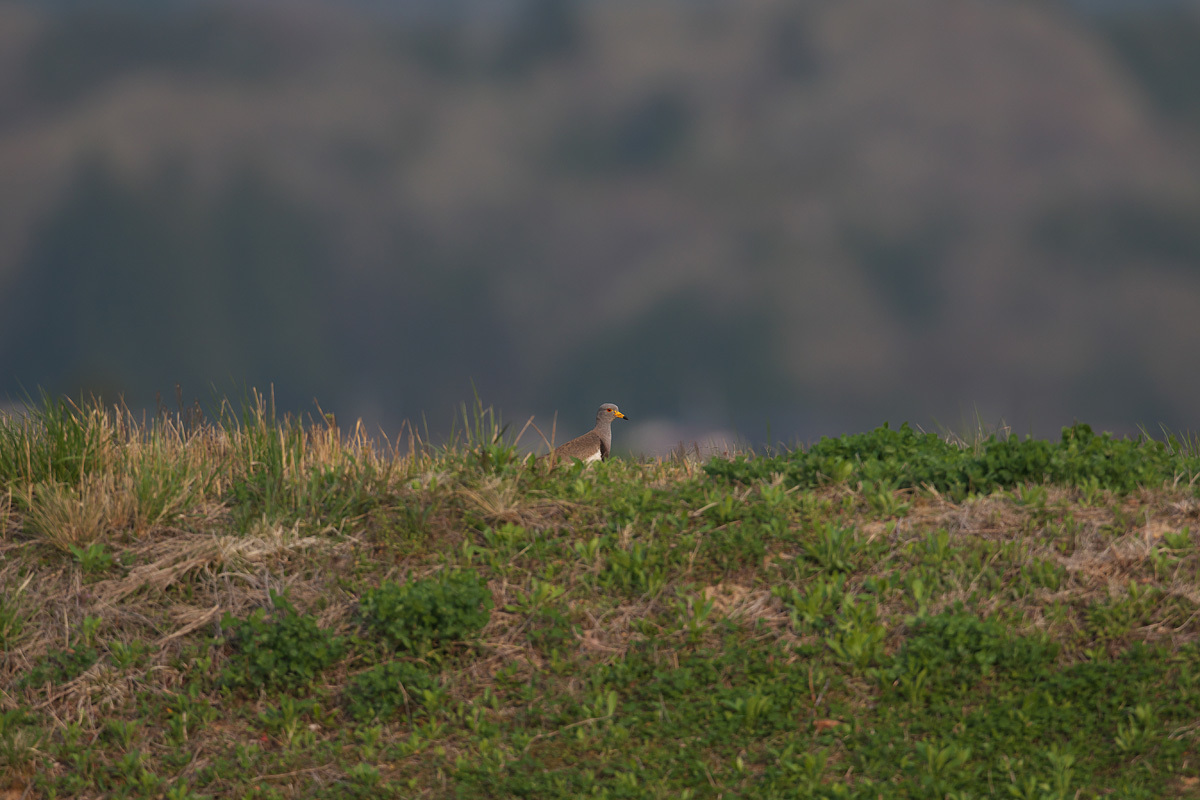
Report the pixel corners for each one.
[108,639,152,669]
[19,645,99,688]
[221,593,343,690]
[1084,582,1162,645]
[597,541,671,596]
[526,607,575,654]
[69,541,115,574]
[800,524,858,574]
[775,573,845,630]
[345,660,439,721]
[359,570,492,654]
[889,610,1059,695]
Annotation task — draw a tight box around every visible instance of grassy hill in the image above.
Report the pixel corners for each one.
[1,394,1199,798]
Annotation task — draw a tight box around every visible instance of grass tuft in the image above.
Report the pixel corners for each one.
[23,473,137,552]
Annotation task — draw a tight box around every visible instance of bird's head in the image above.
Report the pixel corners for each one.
[598,403,628,422]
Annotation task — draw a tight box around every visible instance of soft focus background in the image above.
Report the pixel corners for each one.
[2,0,1200,454]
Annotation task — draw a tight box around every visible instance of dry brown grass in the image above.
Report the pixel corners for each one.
[456,475,572,530]
[22,474,138,552]
[89,520,327,607]
[0,521,351,732]
[700,582,786,626]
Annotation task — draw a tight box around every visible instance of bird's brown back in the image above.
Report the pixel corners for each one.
[546,430,606,464]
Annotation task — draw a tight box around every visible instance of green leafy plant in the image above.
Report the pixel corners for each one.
[345,660,439,722]
[69,541,115,574]
[359,570,492,654]
[1113,703,1160,755]
[102,718,140,749]
[256,696,318,747]
[108,639,151,669]
[221,593,344,690]
[1162,526,1192,551]
[801,524,858,574]
[888,610,1059,696]
[825,594,886,667]
[19,645,99,688]
[775,574,845,630]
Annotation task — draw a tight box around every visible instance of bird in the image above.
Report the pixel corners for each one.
[543,403,629,465]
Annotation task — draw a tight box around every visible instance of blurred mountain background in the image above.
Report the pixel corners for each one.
[2,0,1200,453]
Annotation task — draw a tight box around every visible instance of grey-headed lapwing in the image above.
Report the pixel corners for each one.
[544,403,628,465]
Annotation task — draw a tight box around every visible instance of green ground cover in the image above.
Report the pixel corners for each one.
[1,395,1198,798]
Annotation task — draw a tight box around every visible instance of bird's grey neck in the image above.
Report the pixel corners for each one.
[593,418,613,447]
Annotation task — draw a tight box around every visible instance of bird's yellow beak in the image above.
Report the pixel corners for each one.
[614,411,628,420]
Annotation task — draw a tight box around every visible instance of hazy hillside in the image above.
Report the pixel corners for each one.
[2,0,1200,443]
